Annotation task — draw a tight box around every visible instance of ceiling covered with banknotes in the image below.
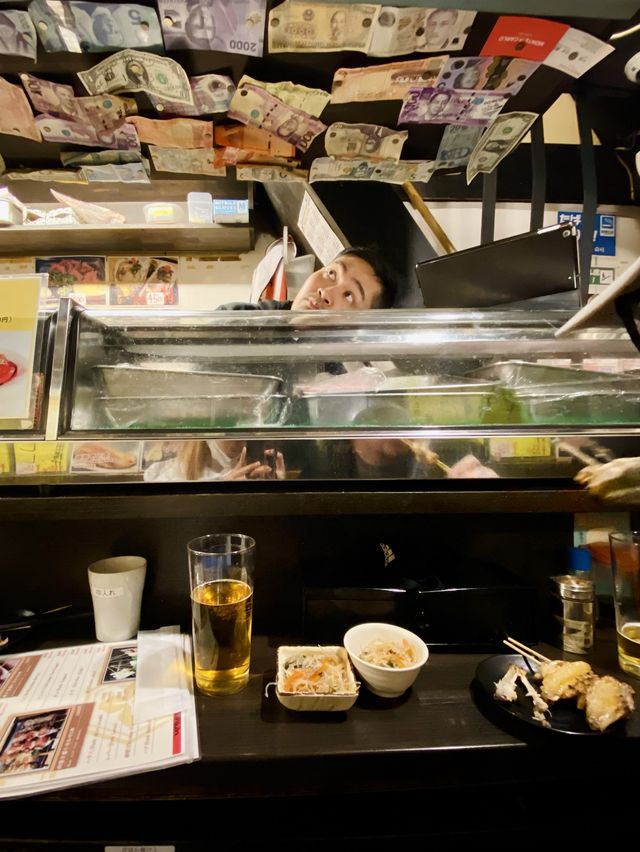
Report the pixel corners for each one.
[0,2,636,201]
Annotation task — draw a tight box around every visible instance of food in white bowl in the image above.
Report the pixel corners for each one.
[343,623,429,698]
[270,645,359,711]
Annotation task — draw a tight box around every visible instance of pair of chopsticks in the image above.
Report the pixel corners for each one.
[503,636,551,665]
[401,439,452,474]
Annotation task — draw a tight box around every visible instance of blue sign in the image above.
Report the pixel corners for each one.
[557,211,616,257]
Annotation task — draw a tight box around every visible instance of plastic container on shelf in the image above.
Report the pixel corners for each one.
[143,203,183,224]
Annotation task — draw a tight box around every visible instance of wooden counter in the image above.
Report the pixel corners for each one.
[1,629,638,849]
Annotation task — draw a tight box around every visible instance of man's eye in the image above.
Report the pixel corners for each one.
[345,291,354,302]
[325,268,336,280]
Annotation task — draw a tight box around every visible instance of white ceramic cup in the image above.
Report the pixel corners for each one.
[87,556,147,642]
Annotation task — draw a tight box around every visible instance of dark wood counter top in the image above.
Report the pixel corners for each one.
[2,630,639,848]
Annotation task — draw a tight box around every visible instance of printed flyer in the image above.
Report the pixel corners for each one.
[0,274,44,420]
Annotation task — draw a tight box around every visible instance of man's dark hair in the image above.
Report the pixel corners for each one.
[335,245,396,308]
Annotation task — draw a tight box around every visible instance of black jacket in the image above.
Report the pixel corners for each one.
[217,300,293,311]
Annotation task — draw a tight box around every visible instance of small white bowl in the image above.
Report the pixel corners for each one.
[343,623,429,698]
[272,645,359,711]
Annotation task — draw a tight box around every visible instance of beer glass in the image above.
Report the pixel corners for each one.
[187,533,255,696]
[609,531,640,677]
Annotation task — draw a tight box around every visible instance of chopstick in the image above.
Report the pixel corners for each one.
[402,440,452,474]
[503,636,551,664]
[555,440,603,468]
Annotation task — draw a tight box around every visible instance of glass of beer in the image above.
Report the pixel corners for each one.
[609,531,640,678]
[187,533,255,696]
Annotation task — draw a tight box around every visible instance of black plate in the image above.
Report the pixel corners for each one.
[473,653,620,736]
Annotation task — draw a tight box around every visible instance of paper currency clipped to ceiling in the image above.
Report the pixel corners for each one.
[0,3,621,188]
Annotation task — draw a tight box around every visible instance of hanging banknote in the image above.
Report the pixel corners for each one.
[544,28,615,78]
[150,74,236,116]
[21,74,137,127]
[228,83,326,152]
[80,162,149,182]
[78,50,193,106]
[5,168,85,183]
[157,0,266,55]
[126,116,213,148]
[435,56,539,96]
[331,57,447,104]
[148,146,226,177]
[466,111,538,184]
[369,7,476,57]
[214,124,296,158]
[238,74,330,117]
[61,149,143,166]
[35,114,140,149]
[236,164,308,182]
[28,0,162,52]
[399,87,507,126]
[324,122,407,162]
[309,157,435,184]
[268,0,377,53]
[0,9,37,59]
[0,75,40,141]
[434,124,483,170]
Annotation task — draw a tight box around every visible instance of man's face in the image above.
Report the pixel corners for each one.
[291,254,383,311]
[330,11,346,39]
[424,10,456,46]
[428,92,450,116]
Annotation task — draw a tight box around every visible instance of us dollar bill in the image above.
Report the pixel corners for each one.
[0,75,40,141]
[309,156,435,184]
[331,57,447,104]
[61,149,143,166]
[126,116,213,148]
[238,74,329,117]
[80,162,150,182]
[466,111,538,184]
[228,83,326,152]
[236,164,308,182]
[268,0,377,53]
[35,113,140,150]
[369,7,476,57]
[399,87,507,126]
[158,0,266,56]
[150,74,236,116]
[435,124,483,170]
[148,146,226,176]
[0,10,37,59]
[78,49,193,105]
[325,122,407,162]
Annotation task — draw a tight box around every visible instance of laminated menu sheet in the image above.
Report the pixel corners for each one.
[0,626,199,798]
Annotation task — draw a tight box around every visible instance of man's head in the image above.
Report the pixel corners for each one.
[424,8,457,47]
[291,246,395,311]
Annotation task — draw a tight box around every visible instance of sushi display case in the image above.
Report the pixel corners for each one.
[1,297,640,484]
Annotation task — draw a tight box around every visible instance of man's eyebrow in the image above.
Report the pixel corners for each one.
[337,259,366,301]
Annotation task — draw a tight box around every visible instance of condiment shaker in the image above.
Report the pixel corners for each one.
[549,574,595,655]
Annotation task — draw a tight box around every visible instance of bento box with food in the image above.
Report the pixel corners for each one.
[270,645,359,712]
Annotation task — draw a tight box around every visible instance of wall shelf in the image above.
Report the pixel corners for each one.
[0,222,254,255]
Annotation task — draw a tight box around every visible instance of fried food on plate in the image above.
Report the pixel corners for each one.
[535,659,594,703]
[577,675,636,732]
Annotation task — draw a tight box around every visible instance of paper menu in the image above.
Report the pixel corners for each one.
[0,631,198,799]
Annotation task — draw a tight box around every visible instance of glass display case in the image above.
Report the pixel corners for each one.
[2,297,640,484]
